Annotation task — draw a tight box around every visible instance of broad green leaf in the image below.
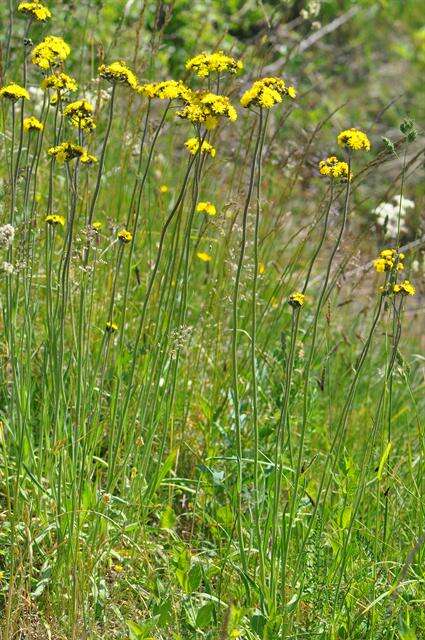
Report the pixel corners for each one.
[341,506,352,529]
[196,601,214,628]
[160,505,176,529]
[188,563,202,593]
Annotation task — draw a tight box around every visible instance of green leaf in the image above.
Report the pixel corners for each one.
[126,618,158,639]
[251,612,267,637]
[175,552,201,593]
[216,504,233,529]
[341,506,352,529]
[377,441,392,481]
[153,597,172,627]
[196,602,214,629]
[399,620,417,640]
[175,567,188,593]
[188,563,202,593]
[160,505,176,530]
[126,620,146,639]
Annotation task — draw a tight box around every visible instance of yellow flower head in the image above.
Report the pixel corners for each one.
[373,248,404,273]
[80,152,97,165]
[185,51,243,78]
[23,116,43,132]
[319,156,352,182]
[373,258,387,273]
[0,83,30,102]
[137,80,190,101]
[31,36,71,69]
[337,128,371,152]
[64,100,96,131]
[41,72,78,93]
[178,91,237,128]
[92,221,102,231]
[196,251,212,262]
[185,137,216,157]
[159,184,169,194]
[288,291,306,308]
[117,229,132,244]
[393,280,416,296]
[197,201,216,216]
[106,321,118,333]
[98,61,138,89]
[48,141,85,163]
[240,77,295,109]
[17,1,51,22]
[45,214,65,226]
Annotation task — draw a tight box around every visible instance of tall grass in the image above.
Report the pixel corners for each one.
[0,3,424,639]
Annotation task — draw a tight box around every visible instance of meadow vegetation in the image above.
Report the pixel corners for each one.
[0,1,424,638]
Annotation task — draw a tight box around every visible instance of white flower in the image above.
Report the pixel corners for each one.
[307,0,321,17]
[374,194,414,238]
[2,261,14,274]
[0,224,15,247]
[392,195,414,210]
[375,202,395,226]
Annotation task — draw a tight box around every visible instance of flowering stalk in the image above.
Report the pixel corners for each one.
[251,107,268,590]
[291,291,386,605]
[87,83,116,225]
[105,153,197,489]
[330,294,404,623]
[269,182,335,608]
[230,114,264,581]
[116,101,171,353]
[280,158,352,605]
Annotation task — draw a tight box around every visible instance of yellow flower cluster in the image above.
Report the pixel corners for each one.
[373,248,405,273]
[288,291,306,308]
[99,61,138,89]
[337,128,371,152]
[17,1,51,22]
[197,201,216,216]
[393,280,415,296]
[178,92,237,129]
[240,77,296,109]
[41,72,77,93]
[117,229,133,243]
[138,80,190,101]
[45,214,65,226]
[185,137,216,157]
[64,100,96,132]
[185,51,243,78]
[319,156,352,182]
[0,83,30,101]
[31,35,71,70]
[80,152,97,165]
[23,116,44,132]
[48,141,96,164]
